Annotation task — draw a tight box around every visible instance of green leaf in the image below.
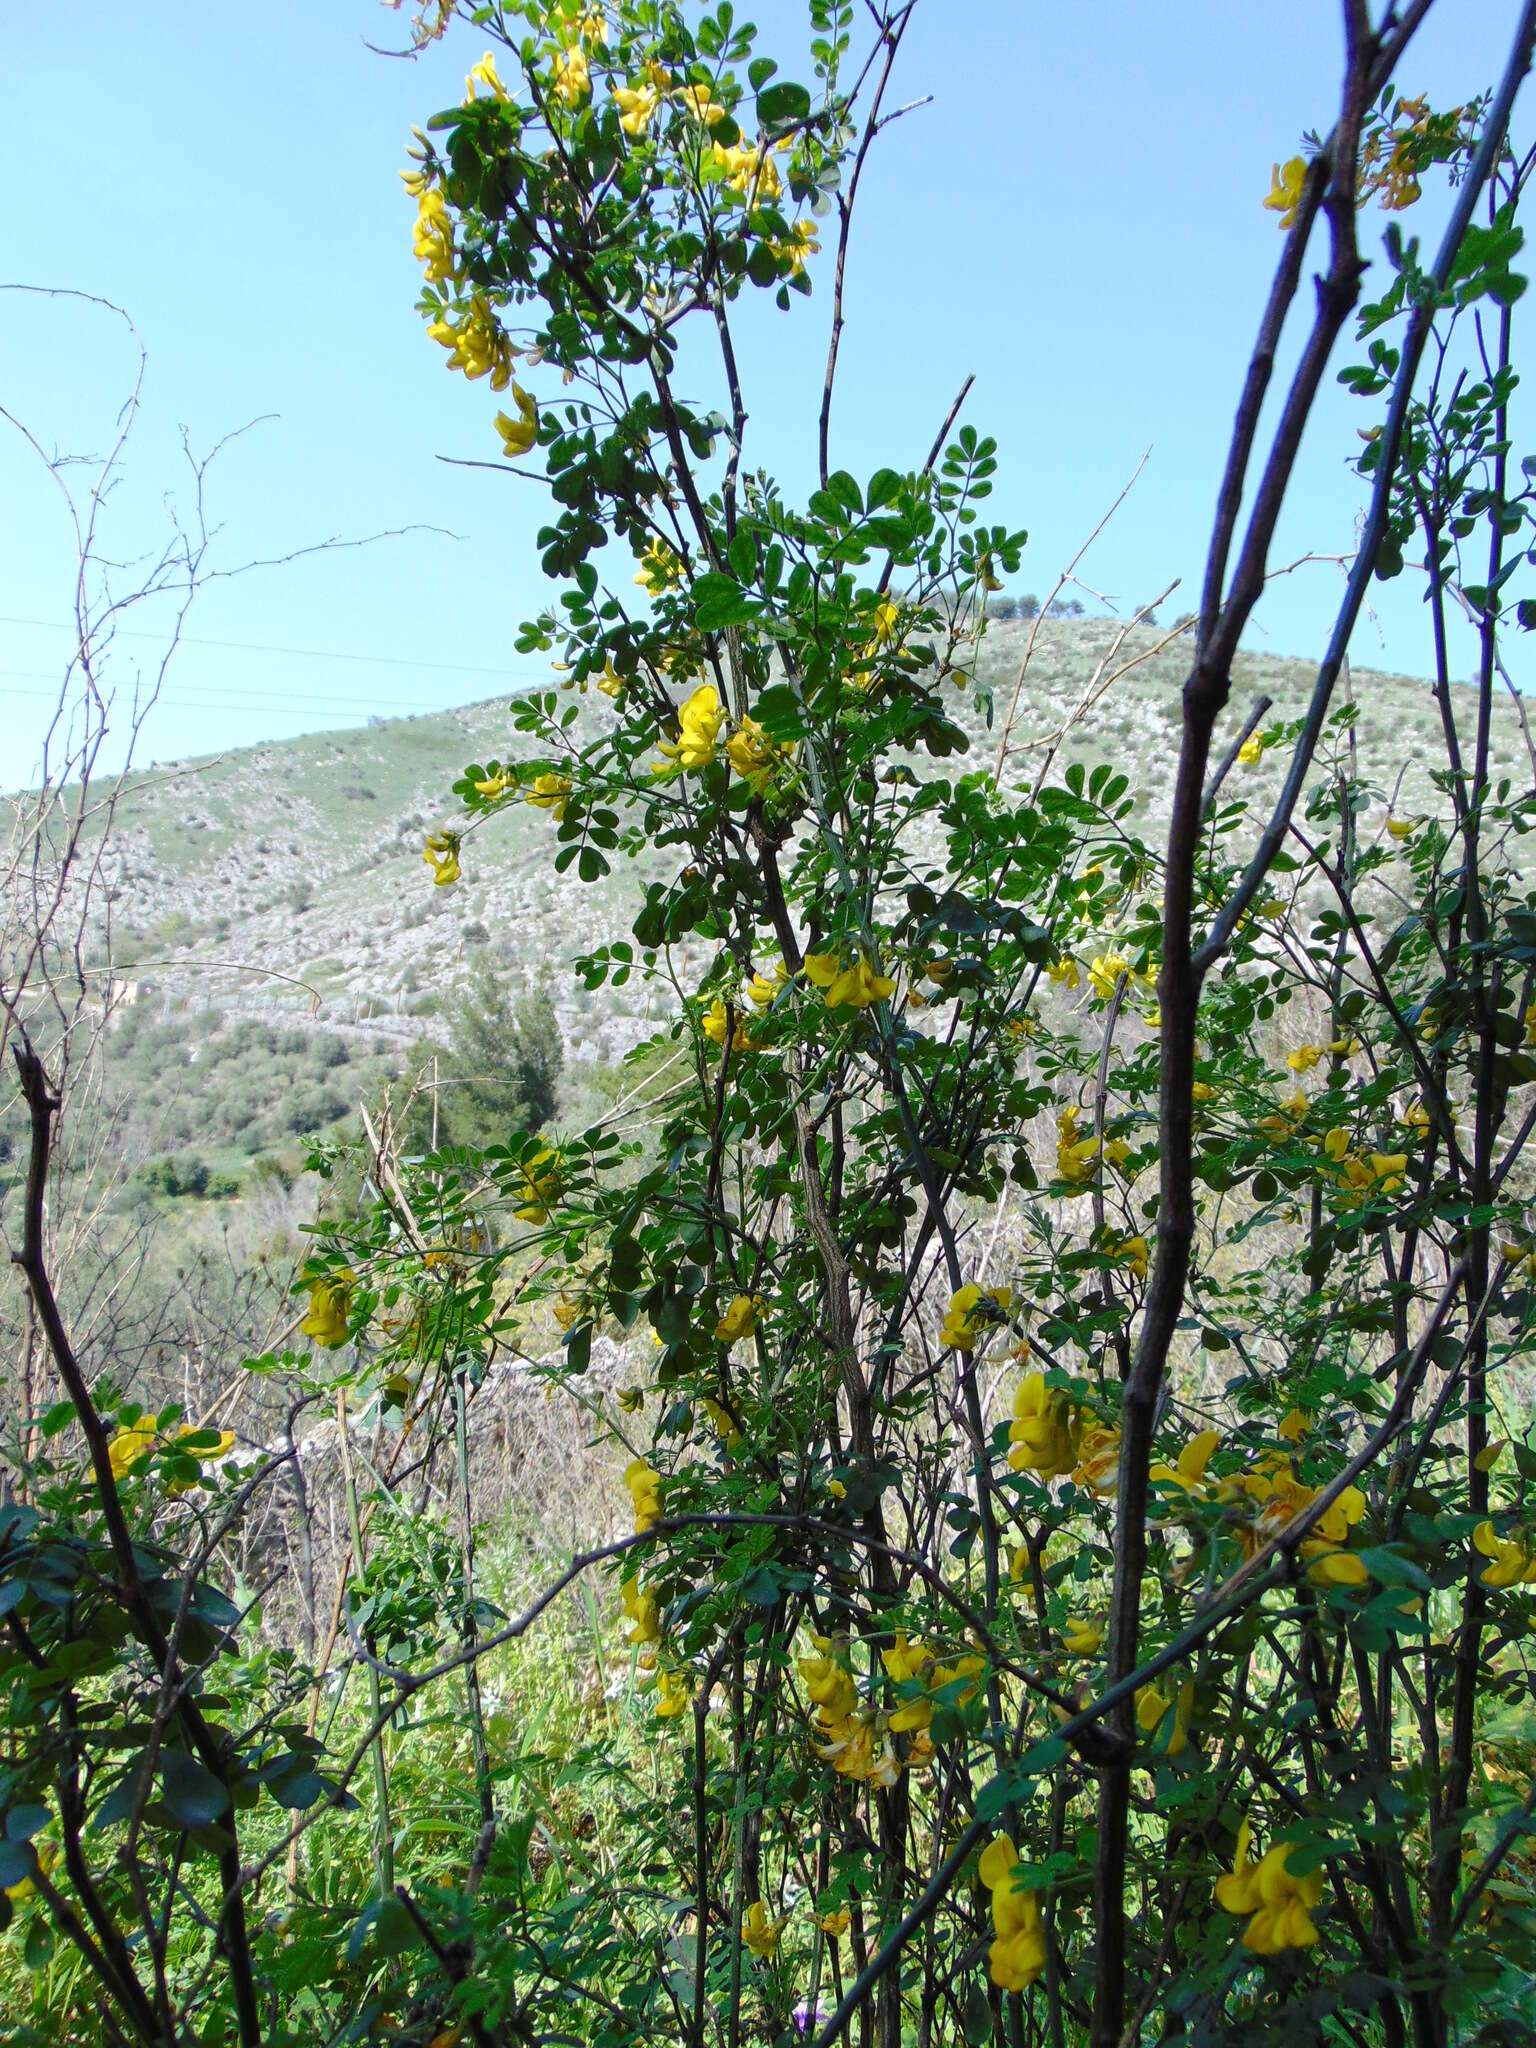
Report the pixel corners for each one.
[160,1750,231,1829]
[693,572,756,630]
[756,81,811,129]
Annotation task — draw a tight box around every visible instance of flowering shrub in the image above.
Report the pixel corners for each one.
[9,7,1536,2048]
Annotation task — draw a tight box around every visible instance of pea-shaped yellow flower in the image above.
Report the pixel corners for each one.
[652,1668,692,1718]
[1008,1374,1078,1478]
[741,1899,789,1958]
[108,1415,158,1481]
[301,1273,352,1349]
[423,831,461,887]
[496,379,539,457]
[624,1457,662,1533]
[525,772,573,820]
[1136,1677,1194,1756]
[614,80,660,133]
[1216,1817,1324,1952]
[654,685,723,773]
[714,1293,761,1344]
[621,1574,661,1647]
[977,1835,1046,1992]
[1473,1520,1536,1587]
[1263,156,1308,231]
[551,42,591,106]
[802,949,896,1011]
[940,1283,1013,1352]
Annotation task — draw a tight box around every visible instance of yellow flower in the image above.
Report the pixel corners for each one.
[1285,1043,1324,1074]
[621,1574,661,1646]
[742,1899,789,1958]
[655,684,723,773]
[614,79,662,135]
[526,771,573,820]
[1055,1104,1101,1185]
[624,1458,663,1533]
[977,1835,1046,1992]
[653,1668,693,1718]
[1060,1616,1104,1657]
[1386,812,1416,841]
[551,41,591,106]
[423,830,461,886]
[799,1651,858,1723]
[473,770,512,799]
[1136,1678,1194,1757]
[576,7,607,44]
[802,949,896,1011]
[1216,1817,1325,1952]
[1113,1234,1149,1282]
[1263,156,1308,231]
[701,1396,742,1448]
[1473,1520,1536,1588]
[108,1415,158,1481]
[714,141,781,200]
[725,715,785,789]
[775,218,820,278]
[940,1283,1013,1353]
[495,379,539,457]
[634,534,684,592]
[1008,1374,1078,1478]
[677,82,726,125]
[818,1907,851,1939]
[428,295,514,388]
[1048,957,1081,991]
[1149,1428,1220,1498]
[1237,734,1264,765]
[301,1274,352,1349]
[464,51,508,101]
[1277,1407,1310,1444]
[413,188,457,283]
[714,1293,761,1344]
[701,997,758,1051]
[1088,953,1130,1000]
[1073,1423,1121,1494]
[748,964,788,1011]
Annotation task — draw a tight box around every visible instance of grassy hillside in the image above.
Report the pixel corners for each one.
[44,613,1519,1184]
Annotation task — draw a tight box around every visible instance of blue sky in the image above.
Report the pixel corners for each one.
[4,0,1531,781]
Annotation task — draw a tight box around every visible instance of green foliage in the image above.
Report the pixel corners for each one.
[9,10,1536,2048]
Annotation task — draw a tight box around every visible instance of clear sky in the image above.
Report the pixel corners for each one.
[4,0,1531,783]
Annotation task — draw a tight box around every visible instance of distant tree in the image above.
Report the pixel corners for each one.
[1017,592,1040,618]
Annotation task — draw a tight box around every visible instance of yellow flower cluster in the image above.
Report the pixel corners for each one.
[412,188,457,283]
[428,295,514,388]
[1263,155,1308,231]
[978,1835,1046,1991]
[107,1417,238,1485]
[742,1899,789,1957]
[495,380,539,457]
[526,771,573,820]
[301,1273,353,1348]
[1216,1816,1324,1952]
[803,949,896,1012]
[713,1293,761,1344]
[423,830,461,886]
[1056,1105,1117,1185]
[624,1457,662,1533]
[1224,1456,1368,1585]
[1474,1521,1536,1587]
[940,1283,1013,1353]
[1009,1374,1078,1478]
[799,1640,902,1788]
[702,997,758,1051]
[654,684,723,773]
[725,714,790,791]
[879,1633,985,1740]
[712,140,782,200]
